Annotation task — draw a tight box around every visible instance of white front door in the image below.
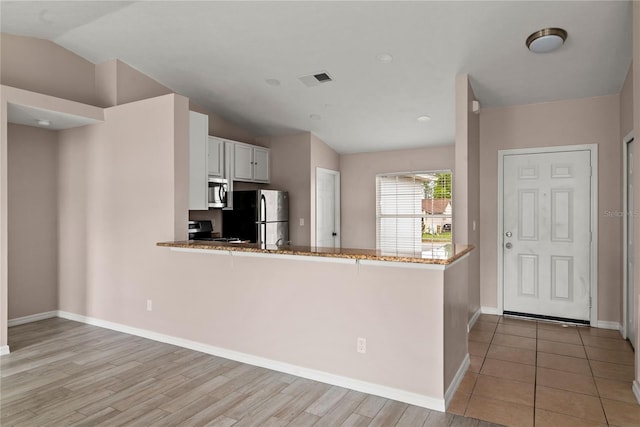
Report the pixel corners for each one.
[316,168,340,248]
[503,150,592,321]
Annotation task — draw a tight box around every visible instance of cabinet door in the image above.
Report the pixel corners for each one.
[253,147,270,183]
[188,111,208,210]
[233,143,253,181]
[207,137,223,177]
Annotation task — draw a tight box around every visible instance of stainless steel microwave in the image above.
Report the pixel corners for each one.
[208,177,228,209]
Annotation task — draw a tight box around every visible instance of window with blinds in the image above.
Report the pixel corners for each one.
[376,171,452,254]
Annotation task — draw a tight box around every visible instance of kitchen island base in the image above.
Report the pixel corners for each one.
[148,244,472,411]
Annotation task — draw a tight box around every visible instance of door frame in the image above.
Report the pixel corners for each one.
[315,167,341,248]
[497,144,598,326]
[623,131,634,340]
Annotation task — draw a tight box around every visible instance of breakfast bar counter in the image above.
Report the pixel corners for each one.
[155,239,475,410]
[157,241,473,266]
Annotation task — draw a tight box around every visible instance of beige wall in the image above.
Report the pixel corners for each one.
[259,132,312,246]
[1,33,99,106]
[443,256,470,395]
[454,75,480,245]
[95,59,173,108]
[310,133,340,246]
[7,124,58,319]
[95,60,118,108]
[54,93,459,405]
[58,95,185,316]
[0,33,255,339]
[454,74,481,321]
[116,60,173,106]
[480,95,622,323]
[1,32,253,139]
[339,145,455,249]
[57,124,91,315]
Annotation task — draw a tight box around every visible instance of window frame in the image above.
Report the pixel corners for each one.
[375,170,453,253]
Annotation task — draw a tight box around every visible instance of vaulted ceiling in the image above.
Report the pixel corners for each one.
[2,1,633,153]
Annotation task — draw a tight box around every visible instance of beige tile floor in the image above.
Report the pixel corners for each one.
[448,314,639,427]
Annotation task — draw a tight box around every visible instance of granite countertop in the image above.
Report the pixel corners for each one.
[157,240,474,265]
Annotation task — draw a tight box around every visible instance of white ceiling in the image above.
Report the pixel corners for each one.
[1,1,633,154]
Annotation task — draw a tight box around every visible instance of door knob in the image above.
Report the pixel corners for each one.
[505,242,513,249]
[332,232,337,236]
[505,231,512,237]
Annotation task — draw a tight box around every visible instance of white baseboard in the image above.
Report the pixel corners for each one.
[481,306,502,315]
[633,380,640,405]
[468,308,481,332]
[0,345,10,356]
[8,311,58,327]
[57,311,446,411]
[444,353,470,409]
[596,321,621,331]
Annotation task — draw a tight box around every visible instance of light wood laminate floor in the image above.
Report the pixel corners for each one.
[1,318,501,427]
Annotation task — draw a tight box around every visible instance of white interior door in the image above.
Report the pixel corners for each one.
[627,138,636,348]
[503,150,592,321]
[316,168,340,248]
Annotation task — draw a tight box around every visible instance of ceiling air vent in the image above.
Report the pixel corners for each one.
[299,70,334,87]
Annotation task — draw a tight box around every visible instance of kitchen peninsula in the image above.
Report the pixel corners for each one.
[157,240,474,411]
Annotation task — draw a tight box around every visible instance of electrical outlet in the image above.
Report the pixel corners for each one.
[146,299,153,311]
[357,337,366,354]
[299,218,304,226]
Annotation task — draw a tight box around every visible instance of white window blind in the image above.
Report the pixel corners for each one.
[376,171,452,254]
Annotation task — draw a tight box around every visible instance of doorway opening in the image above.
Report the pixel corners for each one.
[315,168,340,248]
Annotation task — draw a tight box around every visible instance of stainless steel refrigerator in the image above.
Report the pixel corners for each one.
[222,190,289,245]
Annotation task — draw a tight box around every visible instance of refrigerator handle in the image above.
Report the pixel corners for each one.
[260,194,267,223]
[259,194,267,244]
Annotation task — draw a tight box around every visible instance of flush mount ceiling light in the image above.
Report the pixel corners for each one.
[376,53,393,63]
[36,119,51,126]
[526,27,568,53]
[417,115,431,122]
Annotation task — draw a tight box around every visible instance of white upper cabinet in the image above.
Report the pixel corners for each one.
[252,146,270,182]
[233,143,254,181]
[189,111,209,211]
[190,117,271,210]
[207,136,224,178]
[232,141,270,183]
